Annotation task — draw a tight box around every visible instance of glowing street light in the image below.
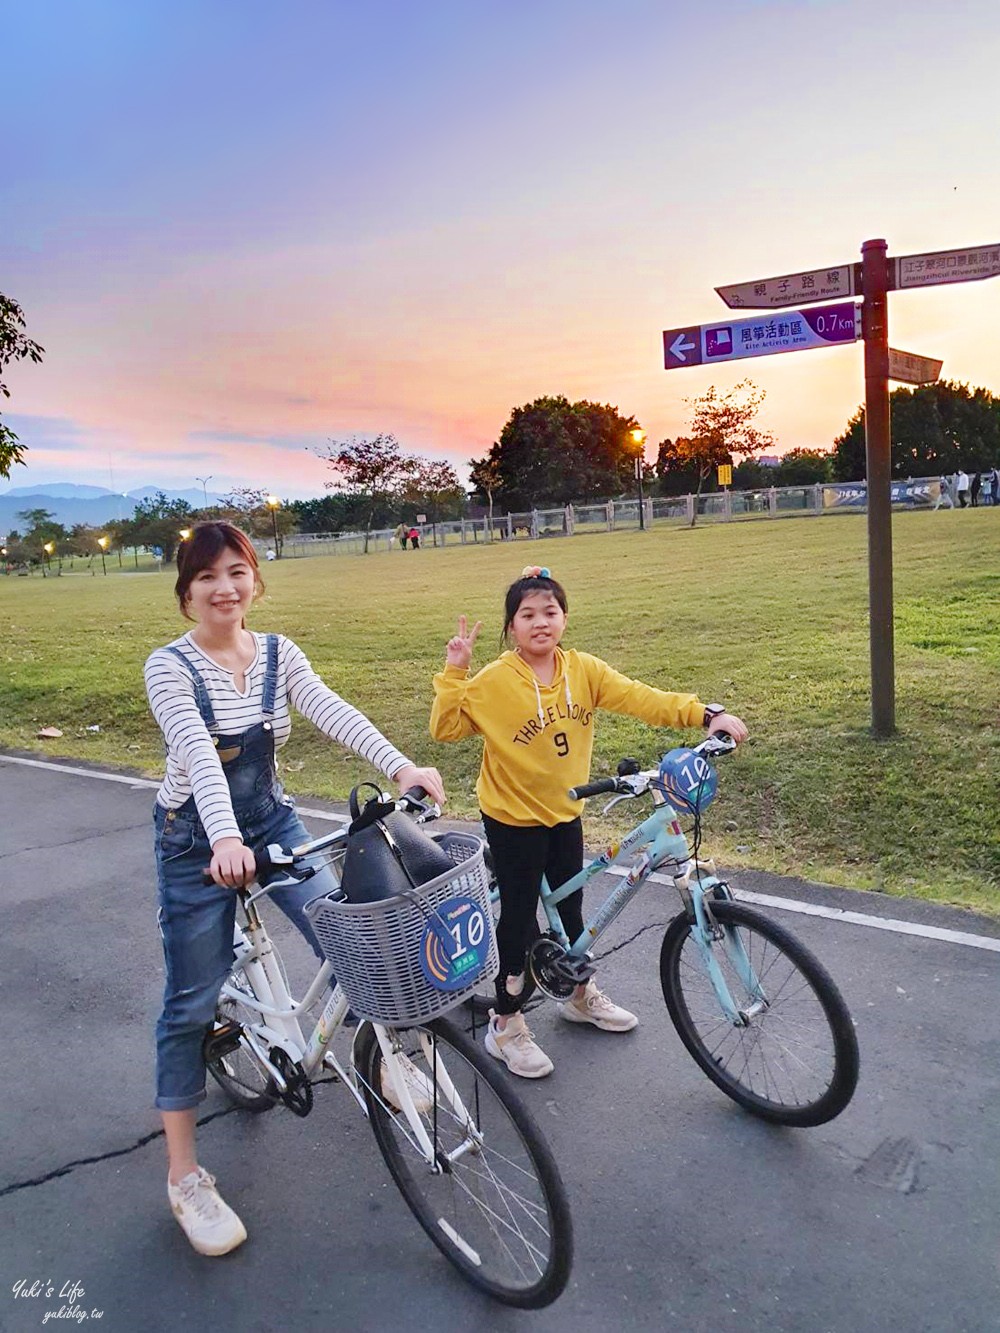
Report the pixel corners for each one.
[98,535,109,576]
[630,428,647,531]
[179,528,192,541]
[265,494,281,558]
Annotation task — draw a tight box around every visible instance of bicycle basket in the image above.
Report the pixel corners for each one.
[304,831,497,1025]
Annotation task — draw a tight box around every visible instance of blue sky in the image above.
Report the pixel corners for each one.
[3,0,999,497]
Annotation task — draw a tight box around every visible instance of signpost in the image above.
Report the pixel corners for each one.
[716,264,860,309]
[663,302,860,370]
[663,237,1000,737]
[888,348,943,385]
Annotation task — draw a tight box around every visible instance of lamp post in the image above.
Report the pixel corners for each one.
[97,535,109,576]
[266,494,281,558]
[195,475,214,509]
[43,540,54,577]
[630,428,647,531]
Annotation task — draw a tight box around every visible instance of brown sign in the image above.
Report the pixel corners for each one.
[715,263,860,309]
[887,348,943,385]
[890,244,1000,290]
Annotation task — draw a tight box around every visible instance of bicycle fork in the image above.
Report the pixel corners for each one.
[683,872,769,1027]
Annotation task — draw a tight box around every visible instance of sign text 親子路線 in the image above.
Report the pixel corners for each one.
[715,264,860,309]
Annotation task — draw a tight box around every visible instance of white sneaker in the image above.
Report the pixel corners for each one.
[559,979,638,1032]
[168,1167,247,1256]
[381,1053,434,1114]
[485,1010,554,1079]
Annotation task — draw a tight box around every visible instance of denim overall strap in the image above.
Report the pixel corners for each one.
[261,634,279,724]
[164,645,218,732]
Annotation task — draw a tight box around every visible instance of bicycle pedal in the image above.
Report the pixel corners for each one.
[203,1021,243,1062]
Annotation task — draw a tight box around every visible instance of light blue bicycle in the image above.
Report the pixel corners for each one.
[474,733,859,1128]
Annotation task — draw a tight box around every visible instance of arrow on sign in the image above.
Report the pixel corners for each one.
[663,326,704,369]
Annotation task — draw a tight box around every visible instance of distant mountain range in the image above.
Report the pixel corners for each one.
[0,483,226,532]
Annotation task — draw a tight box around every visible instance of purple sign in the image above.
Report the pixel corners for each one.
[664,302,861,370]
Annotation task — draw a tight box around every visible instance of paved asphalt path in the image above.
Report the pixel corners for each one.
[2,752,998,1333]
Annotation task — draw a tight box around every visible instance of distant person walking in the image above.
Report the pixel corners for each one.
[932,477,954,511]
[394,523,408,550]
[990,468,1000,507]
[956,469,970,508]
[970,471,982,507]
[408,527,421,550]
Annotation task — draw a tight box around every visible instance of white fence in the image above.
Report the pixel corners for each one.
[266,477,950,559]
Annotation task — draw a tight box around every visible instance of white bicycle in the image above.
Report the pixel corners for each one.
[203,791,573,1309]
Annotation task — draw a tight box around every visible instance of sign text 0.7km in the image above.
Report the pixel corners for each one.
[663,302,859,370]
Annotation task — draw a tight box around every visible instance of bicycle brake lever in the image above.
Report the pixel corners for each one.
[600,794,635,815]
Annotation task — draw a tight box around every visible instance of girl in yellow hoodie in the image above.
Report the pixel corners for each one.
[430,567,747,1078]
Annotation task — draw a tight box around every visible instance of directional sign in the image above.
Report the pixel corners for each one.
[715,263,860,310]
[891,243,1000,290]
[663,302,861,370]
[888,348,943,385]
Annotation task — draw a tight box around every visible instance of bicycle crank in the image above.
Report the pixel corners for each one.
[527,935,596,1001]
[271,1048,314,1117]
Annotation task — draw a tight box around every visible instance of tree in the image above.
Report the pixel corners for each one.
[832,380,1000,481]
[0,294,45,479]
[220,487,296,554]
[319,433,415,553]
[473,453,503,537]
[401,458,465,546]
[773,448,833,486]
[131,491,194,564]
[681,380,774,525]
[469,397,641,512]
[16,507,67,556]
[653,437,700,496]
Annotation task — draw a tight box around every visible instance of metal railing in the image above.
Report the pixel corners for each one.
[261,477,955,558]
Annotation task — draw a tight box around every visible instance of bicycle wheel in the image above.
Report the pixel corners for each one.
[660,901,859,1127]
[205,963,277,1112]
[355,1016,572,1308]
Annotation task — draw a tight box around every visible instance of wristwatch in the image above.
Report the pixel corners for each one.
[702,703,726,728]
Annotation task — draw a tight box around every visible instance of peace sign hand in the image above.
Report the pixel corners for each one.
[446,615,482,670]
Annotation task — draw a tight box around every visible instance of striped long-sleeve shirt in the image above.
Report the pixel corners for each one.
[144,632,411,846]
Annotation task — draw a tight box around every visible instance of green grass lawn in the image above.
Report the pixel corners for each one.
[3,510,998,914]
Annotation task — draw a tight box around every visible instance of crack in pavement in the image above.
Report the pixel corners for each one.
[0,821,150,860]
[0,1079,339,1199]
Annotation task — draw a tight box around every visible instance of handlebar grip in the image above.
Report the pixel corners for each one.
[400,785,428,804]
[201,845,274,887]
[568,777,619,800]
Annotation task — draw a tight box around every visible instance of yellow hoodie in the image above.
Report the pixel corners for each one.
[430,647,705,827]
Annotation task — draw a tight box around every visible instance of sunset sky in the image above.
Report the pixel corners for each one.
[4,0,999,498]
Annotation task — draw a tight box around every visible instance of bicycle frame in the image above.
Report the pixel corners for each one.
[535,792,768,1026]
[220,886,479,1164]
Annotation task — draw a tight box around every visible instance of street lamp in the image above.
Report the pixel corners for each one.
[265,494,281,558]
[43,540,54,577]
[195,475,214,509]
[630,428,647,531]
[97,535,109,576]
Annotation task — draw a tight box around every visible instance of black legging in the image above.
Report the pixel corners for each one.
[481,813,585,1015]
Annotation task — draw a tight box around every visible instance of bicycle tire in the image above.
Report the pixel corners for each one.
[205,964,278,1112]
[660,901,859,1127]
[356,1016,572,1308]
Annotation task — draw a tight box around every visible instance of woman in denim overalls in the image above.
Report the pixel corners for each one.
[147,522,445,1255]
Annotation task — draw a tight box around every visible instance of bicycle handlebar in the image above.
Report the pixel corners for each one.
[568,731,739,803]
[200,786,438,886]
[568,777,620,800]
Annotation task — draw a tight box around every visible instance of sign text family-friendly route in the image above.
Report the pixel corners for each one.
[663,302,860,371]
[715,264,860,310]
